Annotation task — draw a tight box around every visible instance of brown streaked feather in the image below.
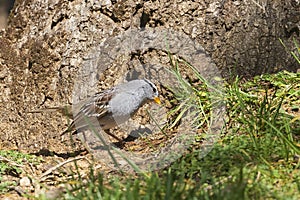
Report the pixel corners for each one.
[66,87,116,132]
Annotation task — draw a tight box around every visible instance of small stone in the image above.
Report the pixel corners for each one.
[44,188,64,200]
[20,177,31,187]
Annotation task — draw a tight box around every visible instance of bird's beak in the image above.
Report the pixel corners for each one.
[153,96,161,105]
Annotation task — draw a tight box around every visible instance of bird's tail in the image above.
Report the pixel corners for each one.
[28,106,73,118]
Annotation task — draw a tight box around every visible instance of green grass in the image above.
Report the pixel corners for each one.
[0,150,41,194]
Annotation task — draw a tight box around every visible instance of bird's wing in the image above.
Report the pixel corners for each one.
[69,88,116,130]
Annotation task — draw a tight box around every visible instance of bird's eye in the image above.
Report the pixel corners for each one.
[152,87,157,93]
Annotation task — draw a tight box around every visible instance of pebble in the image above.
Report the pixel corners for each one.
[19,177,31,187]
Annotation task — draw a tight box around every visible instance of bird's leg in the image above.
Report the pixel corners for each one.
[104,130,123,142]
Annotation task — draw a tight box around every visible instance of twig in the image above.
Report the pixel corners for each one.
[39,156,85,181]
[8,186,26,196]
[0,156,23,167]
[250,0,266,13]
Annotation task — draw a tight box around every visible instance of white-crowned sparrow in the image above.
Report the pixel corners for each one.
[29,79,160,140]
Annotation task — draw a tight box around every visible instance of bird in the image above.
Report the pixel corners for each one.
[29,79,161,141]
